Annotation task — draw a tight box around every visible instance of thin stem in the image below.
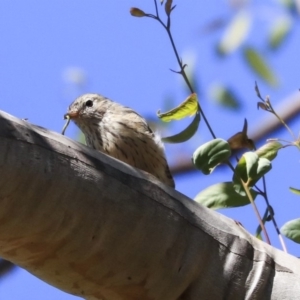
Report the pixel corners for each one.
[261,176,288,252]
[241,180,271,244]
[165,27,218,138]
[151,1,216,139]
[154,0,159,18]
[255,82,296,141]
[255,208,268,238]
[269,102,296,141]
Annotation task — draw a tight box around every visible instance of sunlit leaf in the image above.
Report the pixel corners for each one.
[218,11,252,55]
[162,113,200,143]
[269,16,292,49]
[233,152,272,195]
[157,93,198,122]
[243,47,278,87]
[209,83,241,109]
[256,141,282,161]
[195,182,257,209]
[290,187,300,195]
[256,157,272,178]
[281,219,300,244]
[193,138,231,174]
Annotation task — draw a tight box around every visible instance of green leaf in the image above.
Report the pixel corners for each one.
[269,16,292,50]
[243,47,278,87]
[195,182,257,209]
[256,157,272,178]
[218,11,252,55]
[256,141,282,161]
[161,113,200,143]
[233,152,272,195]
[281,219,300,244]
[192,138,231,174]
[289,187,300,195]
[209,83,241,109]
[246,152,260,179]
[157,93,198,122]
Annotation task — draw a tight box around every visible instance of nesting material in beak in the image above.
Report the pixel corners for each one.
[65,111,79,119]
[62,114,71,135]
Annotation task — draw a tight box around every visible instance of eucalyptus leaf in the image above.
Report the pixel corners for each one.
[157,93,198,122]
[269,16,292,50]
[243,47,278,87]
[281,219,300,244]
[161,113,200,143]
[218,11,252,55]
[195,182,257,209]
[256,158,272,178]
[209,83,241,109]
[193,138,231,174]
[289,187,300,195]
[256,141,282,161]
[233,152,271,195]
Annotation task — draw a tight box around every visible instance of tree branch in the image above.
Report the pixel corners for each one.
[1,110,300,300]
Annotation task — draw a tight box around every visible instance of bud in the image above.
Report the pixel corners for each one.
[165,0,173,16]
[227,132,254,150]
[130,7,146,17]
[227,119,254,150]
[257,102,268,110]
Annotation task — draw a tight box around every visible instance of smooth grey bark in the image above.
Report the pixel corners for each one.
[0,110,300,300]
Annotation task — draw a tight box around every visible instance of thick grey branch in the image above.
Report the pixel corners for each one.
[0,110,300,300]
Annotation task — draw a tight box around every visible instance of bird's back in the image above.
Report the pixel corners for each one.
[87,100,175,187]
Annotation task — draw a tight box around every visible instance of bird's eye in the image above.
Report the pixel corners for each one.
[85,100,93,107]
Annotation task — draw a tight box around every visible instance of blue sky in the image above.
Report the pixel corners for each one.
[1,1,300,299]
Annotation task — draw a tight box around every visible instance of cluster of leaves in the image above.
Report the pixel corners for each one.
[209,0,297,108]
[130,1,300,249]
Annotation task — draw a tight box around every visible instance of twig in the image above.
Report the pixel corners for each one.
[241,180,271,244]
[147,0,216,139]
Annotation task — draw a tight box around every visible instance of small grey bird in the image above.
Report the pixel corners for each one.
[64,93,175,188]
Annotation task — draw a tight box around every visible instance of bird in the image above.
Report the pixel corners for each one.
[64,93,175,188]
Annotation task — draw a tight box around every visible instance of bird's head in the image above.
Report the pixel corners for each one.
[64,93,111,123]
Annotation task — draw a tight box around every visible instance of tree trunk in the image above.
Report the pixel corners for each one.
[0,110,300,300]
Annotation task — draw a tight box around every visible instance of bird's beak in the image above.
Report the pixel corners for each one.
[64,111,79,120]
